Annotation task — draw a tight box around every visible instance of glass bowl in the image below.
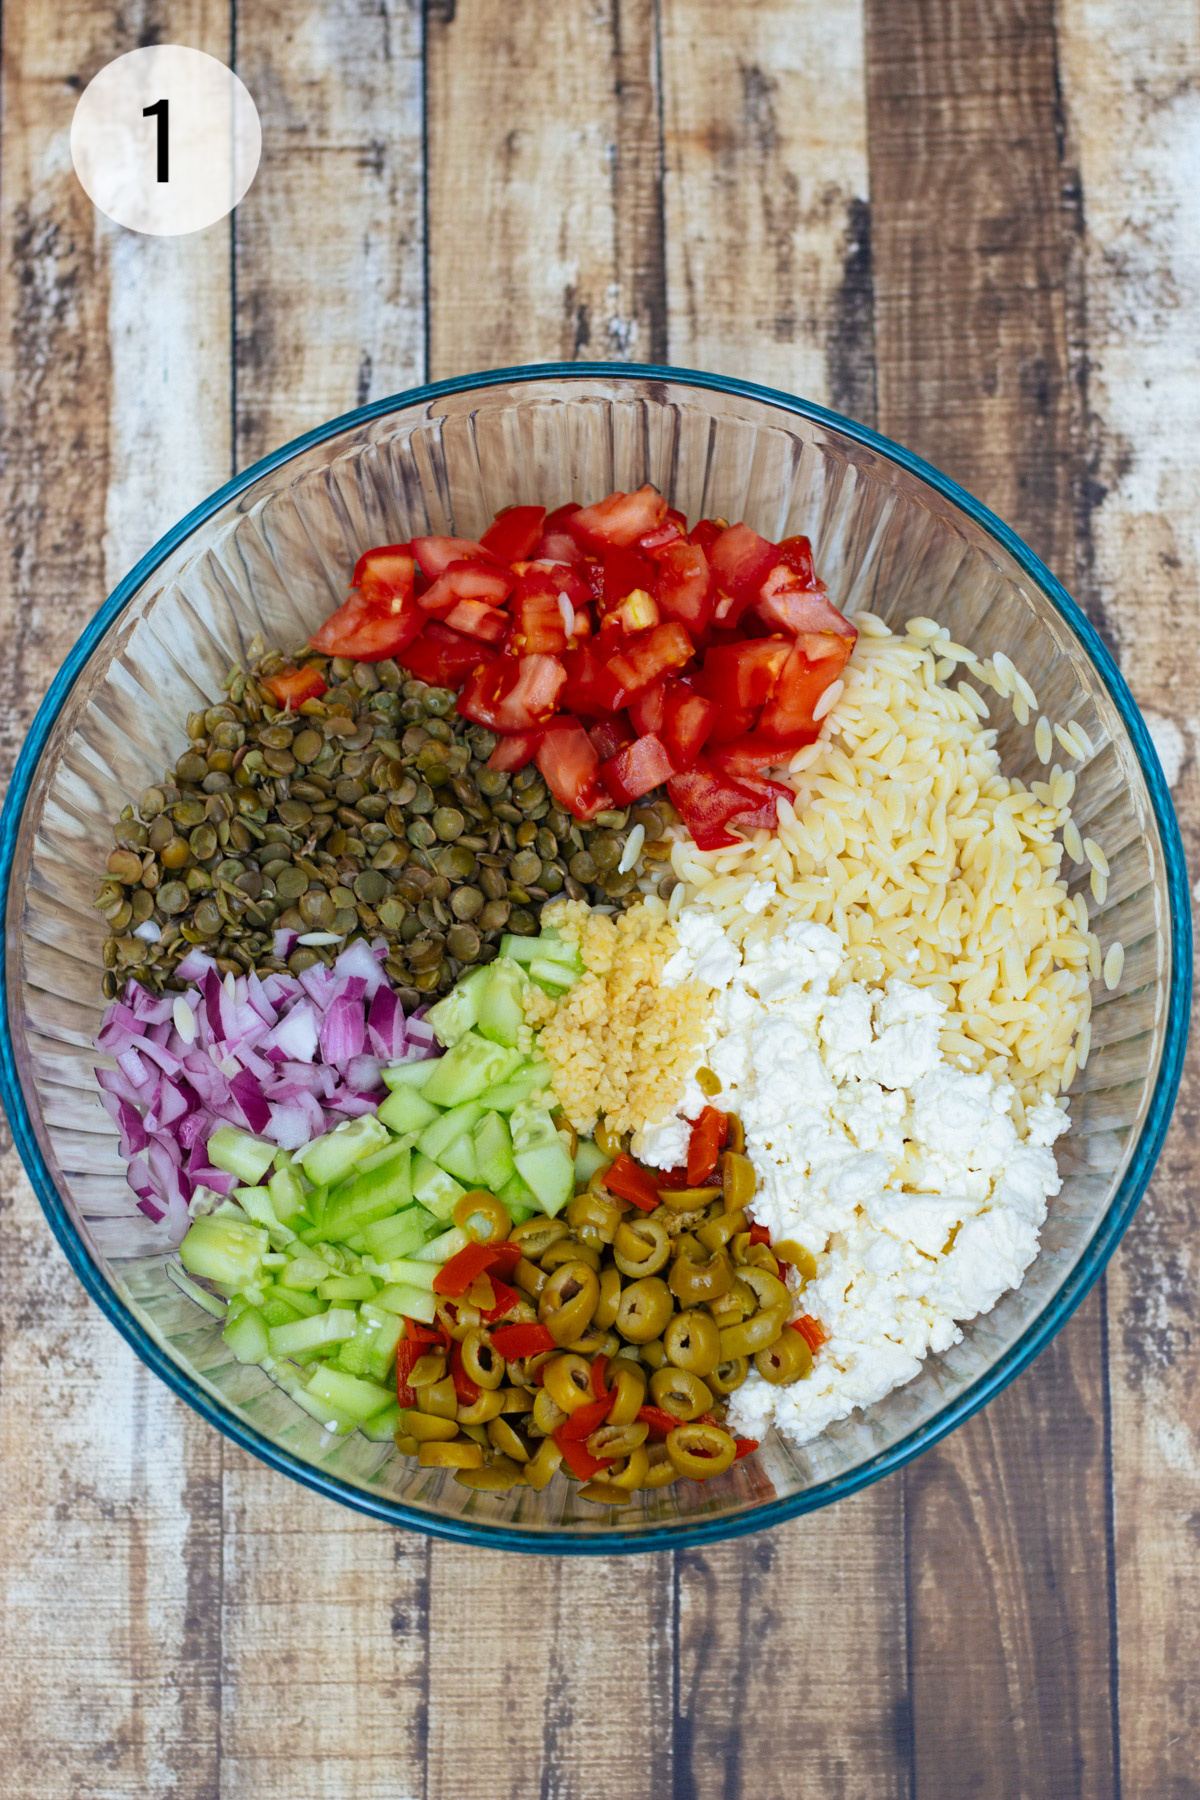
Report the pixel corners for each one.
[0,365,1189,1553]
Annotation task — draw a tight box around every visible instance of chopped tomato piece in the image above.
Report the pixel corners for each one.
[652,537,715,632]
[709,735,797,777]
[311,588,425,661]
[480,504,547,562]
[696,638,790,710]
[775,534,818,586]
[603,1152,661,1211]
[510,569,569,655]
[602,545,657,609]
[587,715,635,764]
[754,561,856,640]
[395,621,496,687]
[561,642,616,719]
[261,664,327,709]
[491,1321,557,1359]
[612,589,661,634]
[687,1106,728,1185]
[757,639,846,741]
[666,758,762,851]
[411,534,501,580]
[441,598,511,644]
[602,621,695,704]
[733,1437,760,1460]
[659,681,717,766]
[557,1396,612,1442]
[419,558,516,618]
[565,484,668,551]
[726,771,793,831]
[792,1316,828,1354]
[351,544,418,607]
[457,653,567,732]
[600,732,675,804]
[535,716,611,820]
[687,518,724,554]
[708,523,777,624]
[706,703,760,747]
[638,507,687,553]
[627,680,667,737]
[486,729,543,772]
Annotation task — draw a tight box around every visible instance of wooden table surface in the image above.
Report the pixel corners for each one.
[1,3,1196,1795]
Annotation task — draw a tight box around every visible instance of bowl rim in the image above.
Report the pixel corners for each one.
[0,359,1190,1554]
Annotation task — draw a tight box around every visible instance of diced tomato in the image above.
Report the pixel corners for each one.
[792,1316,828,1354]
[587,715,635,764]
[312,588,425,660]
[709,735,796,777]
[532,530,586,565]
[457,653,567,732]
[411,534,501,580]
[666,758,763,851]
[491,1321,557,1359]
[535,716,611,820]
[603,1153,662,1212]
[688,518,724,554]
[554,1430,613,1480]
[757,639,844,741]
[561,642,616,719]
[652,537,715,633]
[687,1106,728,1185]
[734,1437,760,1461]
[696,638,790,710]
[441,598,511,644]
[659,681,717,766]
[708,523,778,624]
[486,729,544,772]
[566,484,668,552]
[260,664,327,709]
[775,534,818,586]
[612,590,661,634]
[638,506,687,554]
[449,1339,480,1407]
[557,1396,612,1442]
[351,544,418,606]
[510,569,569,655]
[635,1405,680,1443]
[395,621,496,687]
[602,621,695,704]
[627,680,667,737]
[753,561,857,640]
[726,771,793,832]
[600,732,675,804]
[602,545,657,609]
[705,703,760,747]
[419,558,516,619]
[480,504,547,563]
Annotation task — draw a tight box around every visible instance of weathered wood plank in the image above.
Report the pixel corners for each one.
[0,9,229,1799]
[659,0,875,416]
[1057,5,1200,1793]
[219,1451,430,1800]
[425,0,666,372]
[234,0,426,464]
[866,4,1116,1795]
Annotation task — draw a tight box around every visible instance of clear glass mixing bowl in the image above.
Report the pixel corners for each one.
[0,366,1189,1552]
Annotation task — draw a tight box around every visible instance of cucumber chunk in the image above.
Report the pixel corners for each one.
[476,960,528,1048]
[179,1214,268,1290]
[372,1281,438,1323]
[573,1138,611,1185]
[305,1365,395,1425]
[298,1115,390,1187]
[317,1272,379,1302]
[472,1110,516,1193]
[377,1084,442,1135]
[529,957,581,993]
[332,1303,405,1382]
[411,1152,466,1218]
[412,1224,470,1264]
[499,928,580,969]
[437,1132,480,1187]
[420,1032,524,1109]
[222,1302,269,1365]
[426,964,493,1047]
[267,1307,357,1358]
[373,1256,438,1292]
[317,1150,413,1242]
[477,1060,553,1114]
[267,1161,308,1223]
[206,1125,277,1186]
[360,1399,404,1441]
[416,1099,486,1163]
[381,1057,439,1092]
[276,1247,331,1291]
[509,1101,575,1217]
[361,1206,434,1262]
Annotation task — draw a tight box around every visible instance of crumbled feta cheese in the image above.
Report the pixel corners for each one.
[652,901,1068,1448]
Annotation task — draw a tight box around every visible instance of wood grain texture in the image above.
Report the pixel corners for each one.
[659,0,875,418]
[1057,5,1200,1793]
[425,0,666,373]
[865,4,1117,1796]
[234,0,425,464]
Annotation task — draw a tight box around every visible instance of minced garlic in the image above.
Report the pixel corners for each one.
[528,898,713,1136]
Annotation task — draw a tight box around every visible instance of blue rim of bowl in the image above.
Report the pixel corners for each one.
[0,361,1190,1554]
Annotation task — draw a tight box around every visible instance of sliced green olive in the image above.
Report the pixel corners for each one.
[586,1420,649,1462]
[718,1306,788,1360]
[613,1215,671,1278]
[773,1237,819,1283]
[668,1245,734,1305]
[418,1439,484,1469]
[401,1409,458,1442]
[615,1276,673,1344]
[539,1260,600,1345]
[453,1189,511,1245]
[454,1456,524,1490]
[755,1328,813,1385]
[486,1416,531,1462]
[455,1388,506,1425]
[738,1266,790,1314]
[665,1422,737,1480]
[663,1308,721,1378]
[602,1445,651,1492]
[695,1208,748,1253]
[416,1375,459,1418]
[541,1352,595,1414]
[720,1149,755,1208]
[511,1216,570,1260]
[524,1436,563,1491]
[565,1191,624,1245]
[605,1360,648,1425]
[649,1364,714,1421]
[459,1327,504,1389]
[707,1355,750,1396]
[594,1265,622,1330]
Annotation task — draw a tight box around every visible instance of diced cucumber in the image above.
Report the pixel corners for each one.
[305,1365,395,1425]
[412,1224,470,1264]
[360,1399,404,1441]
[361,1206,434,1262]
[498,1169,538,1211]
[477,1060,553,1114]
[505,1198,541,1225]
[510,1100,575,1216]
[348,1303,405,1382]
[416,1099,486,1163]
[259,1289,304,1328]
[374,1256,438,1292]
[317,1272,379,1302]
[222,1302,269,1365]
[499,928,580,968]
[426,964,493,1047]
[267,1161,309,1223]
[411,1152,466,1218]
[318,1150,413,1242]
[298,1115,390,1187]
[233,1184,296,1244]
[265,1281,325,1318]
[357,1135,416,1175]
[472,1110,516,1193]
[382,1057,439,1092]
[179,1215,268,1290]
[377,1084,442,1135]
[276,1247,331,1291]
[206,1125,278,1186]
[476,959,528,1048]
[529,957,581,993]
[420,1032,524,1109]
[437,1132,480,1186]
[267,1307,357,1358]
[574,1138,611,1185]
[372,1281,438,1323]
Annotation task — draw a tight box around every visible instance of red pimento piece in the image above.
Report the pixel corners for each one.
[479,504,547,562]
[748,1223,772,1247]
[554,1430,614,1481]
[603,1153,663,1212]
[591,1354,612,1401]
[733,1437,760,1460]
[792,1316,828,1354]
[432,1241,502,1297]
[636,1405,680,1443]
[260,665,328,709]
[686,1106,728,1185]
[485,1241,523,1279]
[557,1396,612,1442]
[491,1321,557,1359]
[449,1339,480,1407]
[479,1277,522,1323]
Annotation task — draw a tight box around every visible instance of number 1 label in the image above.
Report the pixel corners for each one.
[142,98,169,183]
